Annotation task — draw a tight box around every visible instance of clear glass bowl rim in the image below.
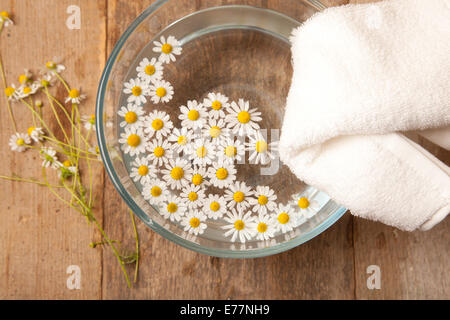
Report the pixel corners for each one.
[95,0,347,258]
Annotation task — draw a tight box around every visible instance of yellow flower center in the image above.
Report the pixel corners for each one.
[256,141,268,153]
[225,145,237,157]
[16,138,25,146]
[167,202,178,213]
[277,213,290,225]
[177,135,187,145]
[170,167,184,180]
[237,111,250,124]
[153,146,165,158]
[151,186,162,197]
[156,87,166,97]
[161,43,173,54]
[46,61,56,69]
[196,146,207,158]
[189,217,200,228]
[187,110,199,121]
[152,119,163,131]
[23,87,32,94]
[258,195,268,205]
[0,11,10,18]
[89,114,95,124]
[145,65,156,75]
[5,87,15,97]
[125,111,137,124]
[216,168,228,180]
[188,192,198,202]
[192,174,203,186]
[234,220,245,231]
[27,126,36,136]
[233,191,245,203]
[127,134,141,147]
[19,75,29,84]
[69,89,80,98]
[209,126,221,138]
[41,79,49,87]
[257,223,268,233]
[210,201,220,212]
[211,100,222,110]
[138,165,149,176]
[298,197,310,209]
[63,160,72,167]
[131,86,142,96]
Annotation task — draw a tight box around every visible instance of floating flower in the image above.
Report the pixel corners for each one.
[249,215,276,241]
[0,11,13,27]
[117,103,145,130]
[147,137,173,167]
[136,57,163,82]
[130,156,157,185]
[142,179,169,206]
[248,185,277,215]
[224,181,254,212]
[187,138,217,166]
[190,166,210,188]
[153,35,182,64]
[273,203,297,233]
[9,133,30,152]
[4,84,18,101]
[202,118,229,145]
[123,77,149,106]
[58,160,77,179]
[292,188,321,219]
[218,136,245,164]
[225,99,262,136]
[178,100,207,130]
[40,147,62,169]
[27,126,44,142]
[180,185,206,210]
[81,114,96,131]
[160,195,186,222]
[144,110,173,139]
[65,88,86,104]
[118,127,148,157]
[246,130,278,165]
[203,92,229,119]
[222,209,256,243]
[168,127,196,155]
[207,159,236,189]
[181,210,207,236]
[203,194,227,220]
[45,57,65,74]
[161,158,192,190]
[148,79,174,104]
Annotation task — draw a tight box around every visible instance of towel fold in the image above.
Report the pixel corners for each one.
[279,0,450,231]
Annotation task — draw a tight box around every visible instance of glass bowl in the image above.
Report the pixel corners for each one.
[96,0,347,258]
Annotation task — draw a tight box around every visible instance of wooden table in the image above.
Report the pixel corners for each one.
[0,0,448,300]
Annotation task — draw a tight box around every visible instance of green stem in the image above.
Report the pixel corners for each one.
[129,209,140,283]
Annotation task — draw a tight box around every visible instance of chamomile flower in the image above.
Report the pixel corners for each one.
[0,11,13,27]
[117,104,145,130]
[81,114,96,131]
[123,77,150,106]
[9,133,30,152]
[40,147,62,169]
[181,210,207,236]
[161,158,192,190]
[178,100,207,130]
[202,118,229,145]
[168,127,196,154]
[203,92,229,119]
[206,159,236,189]
[148,79,174,104]
[160,195,186,222]
[190,166,211,188]
[203,194,227,220]
[222,209,256,243]
[4,84,18,101]
[246,130,278,165]
[225,99,262,136]
[39,73,55,87]
[292,188,321,219]
[187,138,217,166]
[147,137,173,167]
[144,110,173,139]
[65,88,86,104]
[248,185,277,215]
[45,57,65,74]
[273,203,297,233]
[136,57,163,82]
[142,179,169,205]
[16,82,40,99]
[118,127,148,157]
[249,215,276,241]
[218,137,245,164]
[224,181,254,212]
[180,185,206,210]
[153,35,182,64]
[58,160,77,179]
[130,157,157,185]
[18,69,32,85]
[27,126,44,142]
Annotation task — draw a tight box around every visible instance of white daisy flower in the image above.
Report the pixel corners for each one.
[225,99,262,136]
[203,92,229,119]
[4,84,19,101]
[202,118,230,145]
[187,138,217,166]
[123,77,150,106]
[217,136,246,164]
[144,110,173,140]
[168,127,196,155]
[81,114,96,131]
[58,160,77,179]
[148,79,174,104]
[180,185,206,210]
[130,156,157,185]
[181,210,207,236]
[273,203,297,233]
[249,214,276,241]
[39,73,55,88]
[0,11,13,27]
[160,195,186,222]
[222,209,256,243]
[136,57,164,82]
[206,159,236,189]
[161,158,192,190]
[248,185,277,215]
[178,100,207,130]
[152,35,182,64]
[246,130,278,165]
[203,194,227,220]
[118,127,148,157]
[16,82,40,99]
[117,103,145,130]
[65,88,86,104]
[190,166,211,188]
[224,181,254,212]
[9,133,30,152]
[45,57,65,73]
[27,126,44,142]
[142,179,169,206]
[40,147,62,169]
[18,69,32,85]
[292,188,321,219]
[147,137,173,167]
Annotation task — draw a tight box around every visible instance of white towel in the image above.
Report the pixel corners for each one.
[279,0,450,231]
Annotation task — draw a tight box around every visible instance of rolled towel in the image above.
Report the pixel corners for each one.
[279,0,450,231]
